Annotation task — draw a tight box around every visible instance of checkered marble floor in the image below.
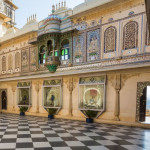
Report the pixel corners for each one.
[0,114,149,150]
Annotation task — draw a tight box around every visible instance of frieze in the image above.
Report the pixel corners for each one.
[57,55,150,72]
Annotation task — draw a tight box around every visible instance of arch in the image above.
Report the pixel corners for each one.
[2,56,6,71]
[39,45,46,64]
[104,26,117,53]
[15,52,20,69]
[8,54,13,70]
[123,21,138,50]
[61,39,69,61]
[47,40,53,56]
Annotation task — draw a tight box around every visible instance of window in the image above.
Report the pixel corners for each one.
[47,40,53,56]
[104,26,117,53]
[123,21,138,50]
[39,46,46,64]
[61,39,69,61]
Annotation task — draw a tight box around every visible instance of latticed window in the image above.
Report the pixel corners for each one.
[104,26,117,53]
[61,39,69,61]
[2,56,6,71]
[39,46,46,64]
[123,21,138,50]
[145,23,150,46]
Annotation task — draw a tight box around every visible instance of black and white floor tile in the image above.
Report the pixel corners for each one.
[0,113,149,150]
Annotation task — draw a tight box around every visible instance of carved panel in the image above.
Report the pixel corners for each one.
[73,34,84,64]
[30,47,37,71]
[123,21,138,50]
[8,54,13,70]
[21,49,29,72]
[2,56,6,71]
[15,52,20,69]
[104,26,117,53]
[87,29,100,62]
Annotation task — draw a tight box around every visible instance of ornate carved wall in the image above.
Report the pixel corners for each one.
[2,56,6,72]
[21,49,29,72]
[104,26,117,53]
[8,54,13,70]
[15,52,20,69]
[87,29,100,62]
[30,47,38,71]
[73,34,84,64]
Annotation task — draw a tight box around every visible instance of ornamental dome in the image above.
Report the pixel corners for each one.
[38,14,61,36]
[44,14,61,24]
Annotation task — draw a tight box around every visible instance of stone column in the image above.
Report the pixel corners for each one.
[11,86,16,111]
[35,81,40,113]
[66,78,75,117]
[114,74,121,121]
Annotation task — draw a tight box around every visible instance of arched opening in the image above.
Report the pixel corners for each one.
[47,40,53,56]
[137,83,150,124]
[2,91,7,110]
[61,39,69,61]
[39,45,46,64]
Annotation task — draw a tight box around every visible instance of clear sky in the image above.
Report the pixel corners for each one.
[13,0,84,29]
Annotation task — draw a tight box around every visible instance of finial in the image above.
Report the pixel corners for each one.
[27,18,28,23]
[31,15,32,20]
[64,1,66,7]
[29,16,30,21]
[56,4,57,10]
[59,2,60,8]
[61,1,63,7]
[52,5,55,13]
[35,14,36,20]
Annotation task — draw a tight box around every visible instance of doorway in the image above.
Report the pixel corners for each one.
[1,91,7,110]
[138,85,150,124]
